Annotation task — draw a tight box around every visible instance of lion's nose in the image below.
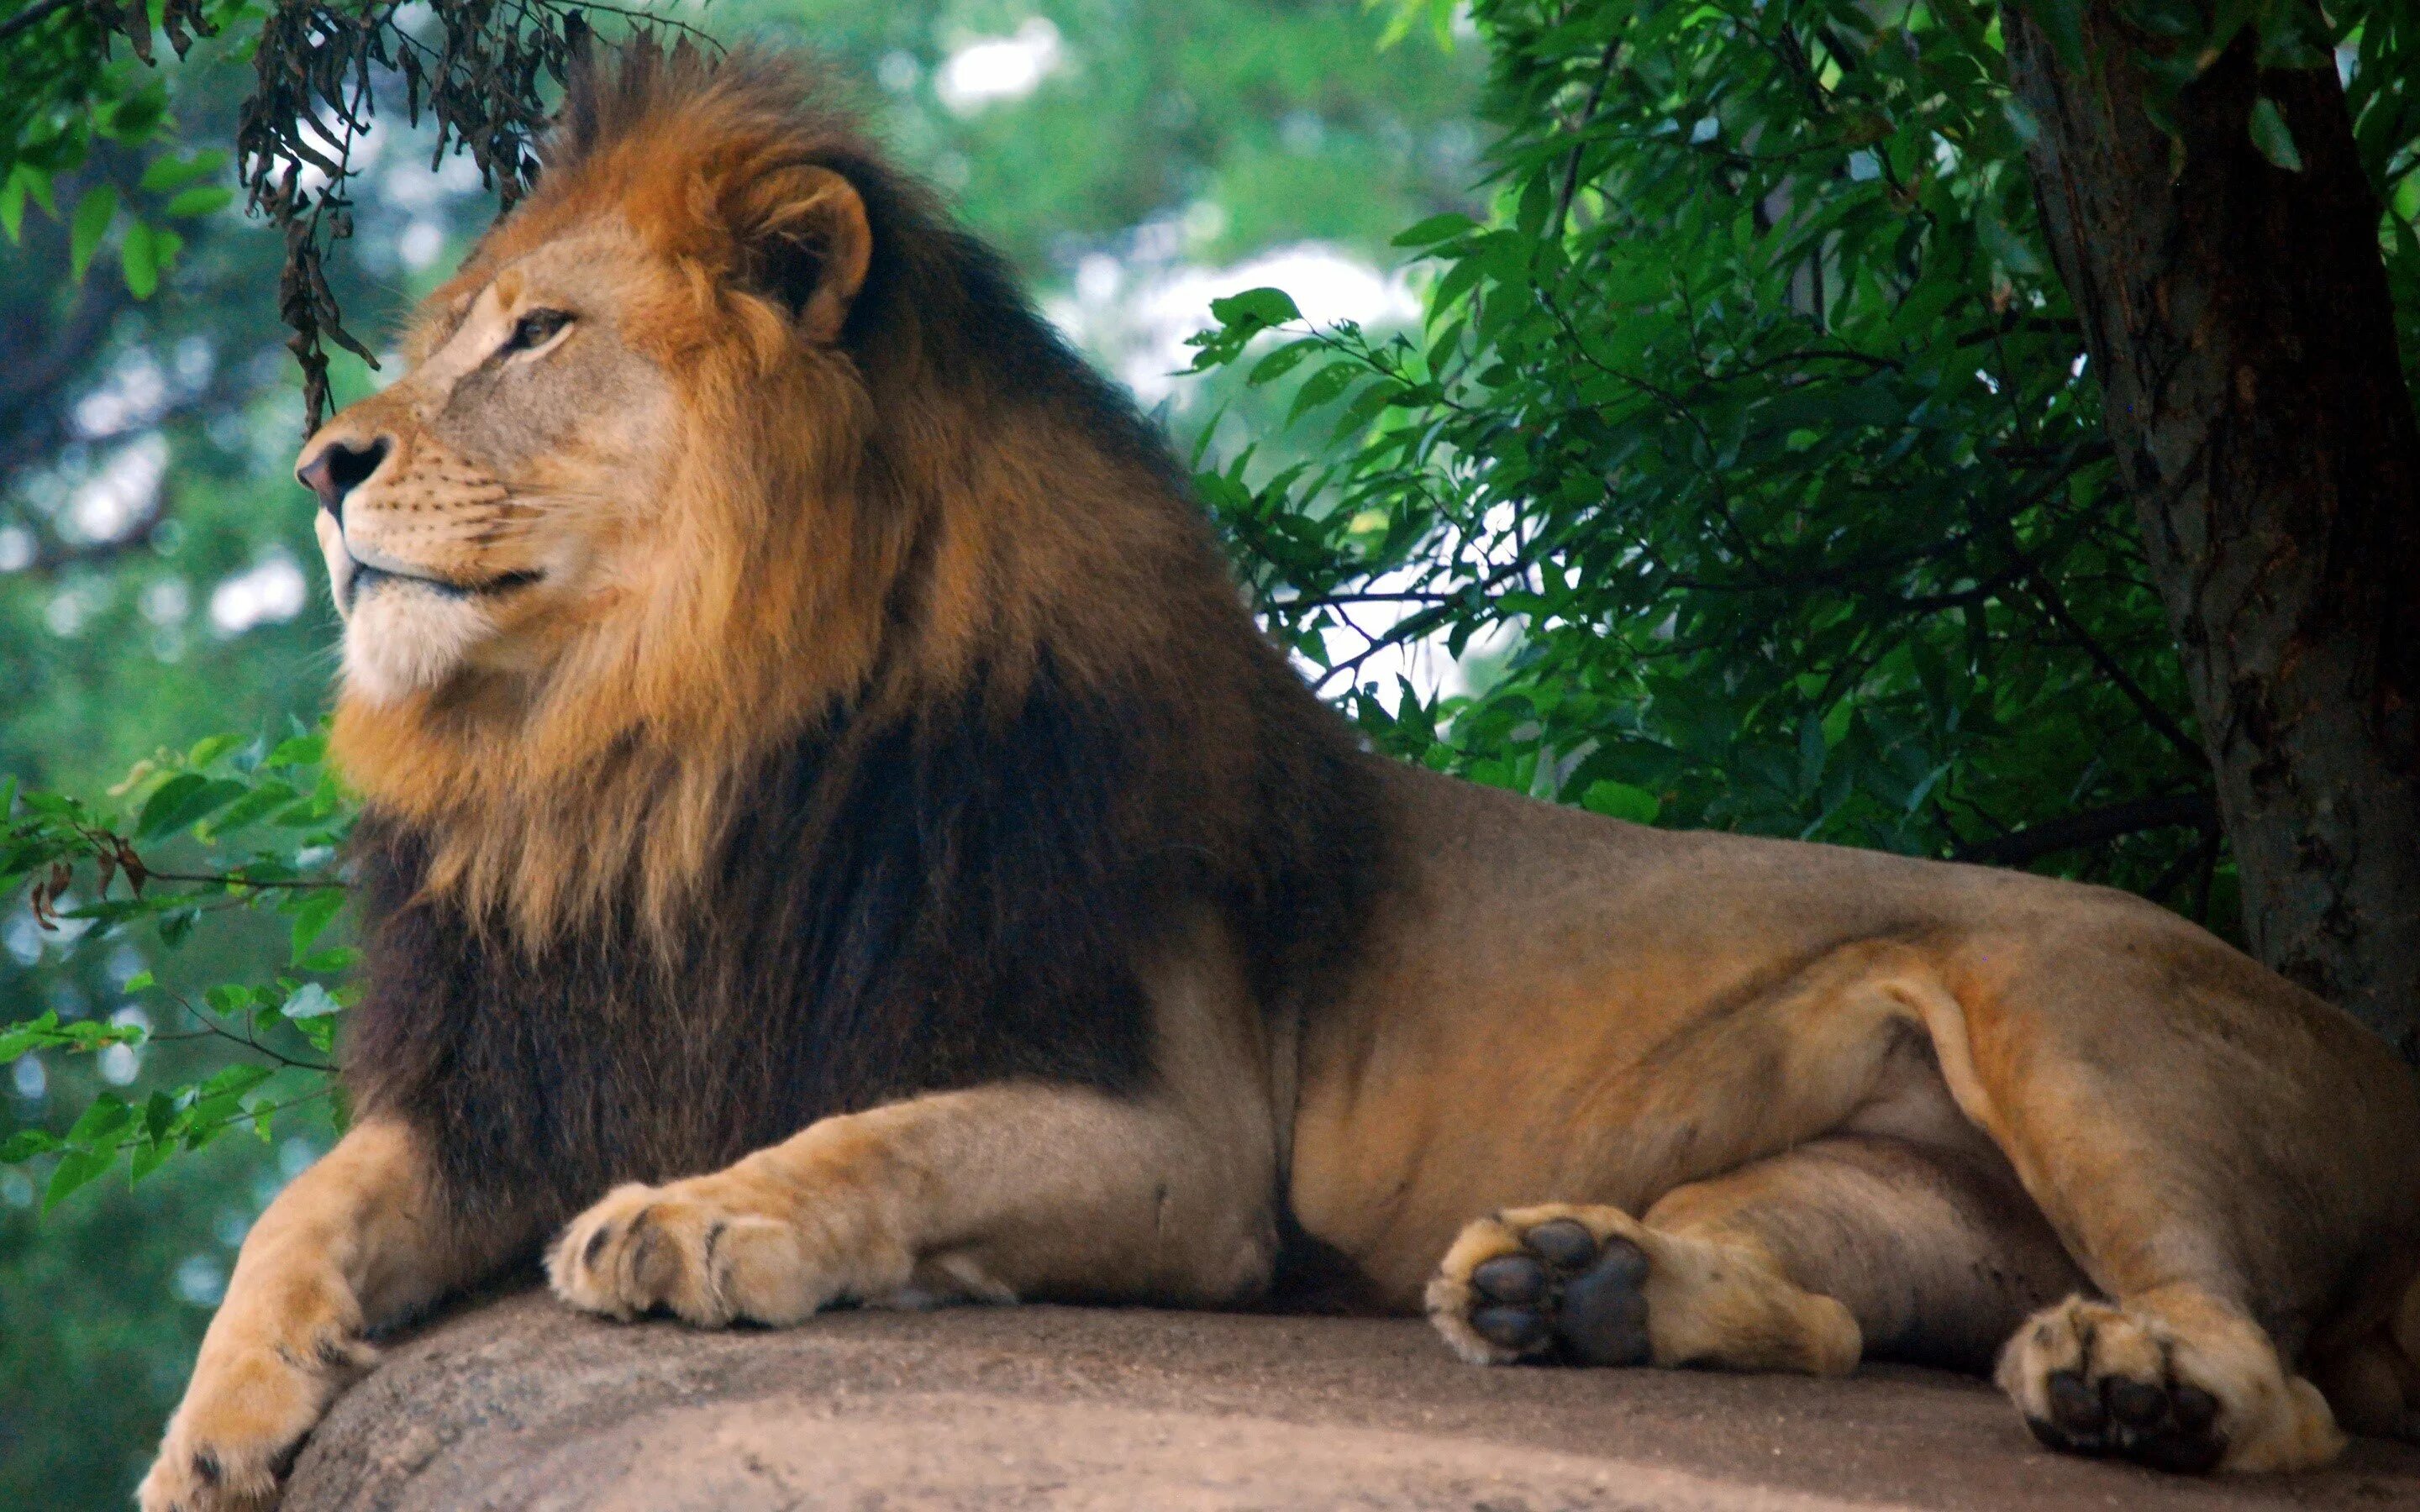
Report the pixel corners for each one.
[297,436,392,524]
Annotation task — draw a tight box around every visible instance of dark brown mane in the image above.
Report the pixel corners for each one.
[339,44,1383,1226]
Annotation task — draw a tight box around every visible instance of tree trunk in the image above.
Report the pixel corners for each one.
[2002,4,2420,1058]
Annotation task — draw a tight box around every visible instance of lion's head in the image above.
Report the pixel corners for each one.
[300,53,881,717]
[302,45,1222,938]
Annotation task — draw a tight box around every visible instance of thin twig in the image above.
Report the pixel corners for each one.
[1552,32,1624,239]
[157,987,335,1074]
[139,868,344,891]
[0,0,81,45]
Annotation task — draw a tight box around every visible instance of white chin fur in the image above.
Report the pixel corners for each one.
[339,591,495,706]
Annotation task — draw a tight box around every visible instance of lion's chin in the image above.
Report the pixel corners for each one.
[339,590,497,707]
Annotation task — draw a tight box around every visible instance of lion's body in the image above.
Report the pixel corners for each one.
[141,45,2420,1512]
[1304,764,2420,1326]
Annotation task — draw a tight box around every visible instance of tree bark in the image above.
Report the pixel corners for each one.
[2002,4,2420,1058]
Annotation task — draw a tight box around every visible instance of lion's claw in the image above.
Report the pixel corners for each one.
[549,1179,818,1326]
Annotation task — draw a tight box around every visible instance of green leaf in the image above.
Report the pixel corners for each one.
[134,773,207,837]
[1,1130,62,1163]
[0,167,29,243]
[138,150,227,192]
[121,220,160,298]
[0,1011,60,1063]
[45,1147,118,1210]
[105,86,169,142]
[1391,212,1478,248]
[68,185,118,283]
[1247,339,1316,386]
[287,889,345,959]
[187,732,245,769]
[1286,361,1359,426]
[207,780,301,836]
[290,946,356,976]
[1580,780,1661,825]
[1208,286,1302,328]
[2248,97,2303,173]
[66,1092,134,1147]
[163,186,233,219]
[266,732,326,768]
[129,1138,176,1184]
[200,1063,276,1099]
[123,969,155,992]
[135,775,248,839]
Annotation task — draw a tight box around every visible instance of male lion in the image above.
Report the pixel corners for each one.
[142,44,2420,1511]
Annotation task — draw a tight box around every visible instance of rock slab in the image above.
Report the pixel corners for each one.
[283,1290,2420,1510]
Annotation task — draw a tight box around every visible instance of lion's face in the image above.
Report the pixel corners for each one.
[297,225,681,706]
[308,53,908,933]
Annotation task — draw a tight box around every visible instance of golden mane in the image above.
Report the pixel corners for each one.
[328,45,1236,945]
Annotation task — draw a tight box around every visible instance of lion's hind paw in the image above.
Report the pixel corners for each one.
[1997,1294,2344,1473]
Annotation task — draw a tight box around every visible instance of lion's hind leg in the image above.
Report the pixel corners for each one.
[2309,1269,2420,1445]
[1892,924,2420,1473]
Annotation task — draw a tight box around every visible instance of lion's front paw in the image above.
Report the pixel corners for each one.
[1427,1205,1657,1368]
[137,1321,372,1512]
[548,1179,834,1326]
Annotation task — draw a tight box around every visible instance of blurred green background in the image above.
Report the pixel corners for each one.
[0,3,1483,1501]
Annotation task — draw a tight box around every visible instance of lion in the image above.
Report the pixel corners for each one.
[139,44,2420,1511]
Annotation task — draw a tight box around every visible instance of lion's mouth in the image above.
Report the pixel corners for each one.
[350,563,545,606]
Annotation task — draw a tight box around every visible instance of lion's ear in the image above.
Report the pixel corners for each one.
[734,165,871,344]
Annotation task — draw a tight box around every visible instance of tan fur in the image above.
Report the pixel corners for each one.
[143,47,2420,1510]
[546,912,1282,1326]
[315,203,896,942]
[137,1123,512,1512]
[1298,766,2420,1472]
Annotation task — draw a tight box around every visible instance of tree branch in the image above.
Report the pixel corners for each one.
[1551,32,1623,239]
[1954,790,2217,867]
[0,0,82,45]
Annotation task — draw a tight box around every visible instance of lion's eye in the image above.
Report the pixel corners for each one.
[502,309,571,355]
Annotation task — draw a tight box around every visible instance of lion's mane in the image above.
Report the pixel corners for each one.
[337,46,1380,1226]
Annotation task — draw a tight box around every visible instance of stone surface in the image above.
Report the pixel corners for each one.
[283,1289,2420,1511]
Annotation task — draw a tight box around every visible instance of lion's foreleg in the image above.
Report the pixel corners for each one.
[549,1079,1278,1326]
[138,1120,508,1512]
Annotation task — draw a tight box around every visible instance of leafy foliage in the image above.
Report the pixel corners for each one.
[1187,0,2413,924]
[233,0,713,429]
[0,727,350,1209]
[0,0,238,307]
[2,0,705,429]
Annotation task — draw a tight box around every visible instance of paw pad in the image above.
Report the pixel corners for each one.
[2015,1306,2228,1473]
[1464,1218,1654,1368]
